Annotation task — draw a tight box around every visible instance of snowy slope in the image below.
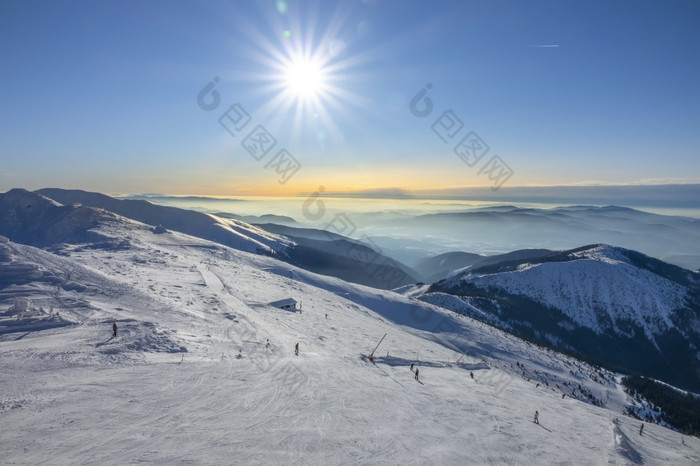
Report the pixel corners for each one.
[34,188,416,289]
[437,244,695,339]
[1,213,699,464]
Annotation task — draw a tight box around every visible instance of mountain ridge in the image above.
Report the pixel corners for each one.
[34,188,290,254]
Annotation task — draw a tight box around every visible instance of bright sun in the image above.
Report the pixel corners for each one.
[283,58,326,99]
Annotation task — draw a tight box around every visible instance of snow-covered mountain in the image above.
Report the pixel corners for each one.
[0,188,126,247]
[33,188,291,254]
[421,244,700,392]
[31,189,415,289]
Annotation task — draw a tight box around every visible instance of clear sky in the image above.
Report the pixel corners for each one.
[1,0,699,196]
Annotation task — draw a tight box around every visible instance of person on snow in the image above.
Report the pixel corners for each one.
[414,368,419,381]
[639,423,644,436]
[294,343,299,355]
[112,322,118,337]
[410,363,414,372]
[470,372,474,380]
[534,410,539,424]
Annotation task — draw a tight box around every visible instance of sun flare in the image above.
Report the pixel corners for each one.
[283,58,326,99]
[244,2,374,142]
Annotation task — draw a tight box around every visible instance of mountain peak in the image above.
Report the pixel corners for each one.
[2,188,62,209]
[567,243,631,264]
[0,189,124,247]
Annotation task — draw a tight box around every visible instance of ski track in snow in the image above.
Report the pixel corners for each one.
[1,223,699,465]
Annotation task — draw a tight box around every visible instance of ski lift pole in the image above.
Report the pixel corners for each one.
[368,333,387,361]
[457,352,467,364]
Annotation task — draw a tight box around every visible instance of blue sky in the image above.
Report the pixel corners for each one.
[1,0,699,196]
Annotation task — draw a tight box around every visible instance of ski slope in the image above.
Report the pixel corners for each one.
[1,218,699,465]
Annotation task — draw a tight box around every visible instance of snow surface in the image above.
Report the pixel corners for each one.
[1,215,699,464]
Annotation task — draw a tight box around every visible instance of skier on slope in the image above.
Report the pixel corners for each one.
[534,410,539,424]
[112,322,118,337]
[410,363,414,372]
[415,368,419,381]
[295,343,299,355]
[639,423,644,435]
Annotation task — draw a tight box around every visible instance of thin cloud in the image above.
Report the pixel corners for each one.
[312,187,416,199]
[532,44,560,48]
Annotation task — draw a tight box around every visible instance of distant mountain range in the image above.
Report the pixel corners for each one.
[255,223,419,289]
[367,204,700,271]
[415,244,700,391]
